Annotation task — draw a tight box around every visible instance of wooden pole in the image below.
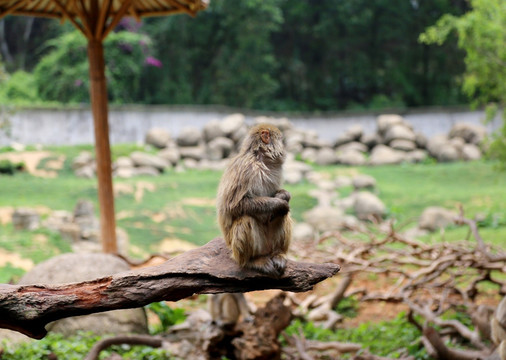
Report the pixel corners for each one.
[87,38,117,254]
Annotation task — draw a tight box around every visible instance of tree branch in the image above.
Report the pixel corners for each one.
[0,238,340,339]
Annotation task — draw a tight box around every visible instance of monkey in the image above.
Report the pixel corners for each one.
[216,123,293,277]
[208,293,255,327]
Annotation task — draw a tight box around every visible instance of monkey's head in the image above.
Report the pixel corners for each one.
[241,123,285,164]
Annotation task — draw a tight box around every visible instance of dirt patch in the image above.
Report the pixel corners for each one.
[0,248,34,271]
[0,206,13,225]
[114,183,134,197]
[181,198,216,207]
[135,181,156,203]
[0,151,64,178]
[158,237,198,253]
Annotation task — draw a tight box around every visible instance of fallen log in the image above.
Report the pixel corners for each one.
[0,237,340,339]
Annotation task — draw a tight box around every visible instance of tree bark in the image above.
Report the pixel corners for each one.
[0,237,340,340]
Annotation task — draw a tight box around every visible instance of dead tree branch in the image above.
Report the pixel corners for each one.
[0,237,339,339]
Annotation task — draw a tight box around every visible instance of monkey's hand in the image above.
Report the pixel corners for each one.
[274,189,291,203]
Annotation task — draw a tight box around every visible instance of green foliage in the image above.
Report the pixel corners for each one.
[147,302,186,334]
[1,332,173,360]
[335,296,359,318]
[420,0,506,169]
[0,71,40,105]
[285,314,427,359]
[33,30,152,103]
[0,159,24,175]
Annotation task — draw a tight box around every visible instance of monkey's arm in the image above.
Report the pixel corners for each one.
[236,195,289,219]
[274,189,291,203]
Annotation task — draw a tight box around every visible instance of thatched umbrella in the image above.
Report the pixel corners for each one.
[0,0,207,253]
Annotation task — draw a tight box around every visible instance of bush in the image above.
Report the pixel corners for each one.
[0,159,24,175]
[0,71,40,105]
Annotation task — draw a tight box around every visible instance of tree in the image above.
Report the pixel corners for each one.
[420,0,506,169]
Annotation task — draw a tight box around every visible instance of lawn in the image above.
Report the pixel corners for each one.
[0,147,505,284]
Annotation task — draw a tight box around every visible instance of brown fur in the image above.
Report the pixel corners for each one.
[216,123,293,277]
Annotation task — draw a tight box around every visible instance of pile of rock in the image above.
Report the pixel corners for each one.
[293,173,387,241]
[72,113,488,179]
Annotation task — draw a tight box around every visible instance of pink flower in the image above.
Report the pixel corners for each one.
[145,56,162,68]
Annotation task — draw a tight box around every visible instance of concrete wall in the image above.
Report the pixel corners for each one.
[0,105,502,146]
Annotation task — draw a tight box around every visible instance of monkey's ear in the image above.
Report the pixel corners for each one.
[261,130,271,144]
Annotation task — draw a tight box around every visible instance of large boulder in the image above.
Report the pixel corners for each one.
[303,206,346,232]
[360,133,380,149]
[418,206,456,232]
[145,128,171,149]
[220,113,245,136]
[72,151,93,170]
[384,124,416,143]
[377,114,405,135]
[336,141,368,154]
[12,208,39,230]
[353,192,386,220]
[368,145,405,165]
[177,127,202,147]
[315,147,337,165]
[390,139,416,152]
[437,144,460,162]
[207,137,235,161]
[18,253,148,336]
[158,146,181,166]
[461,143,482,161]
[130,151,168,170]
[179,146,206,161]
[203,119,226,142]
[352,174,377,191]
[405,149,428,163]
[292,222,315,242]
[335,149,367,166]
[449,122,487,145]
[301,148,318,163]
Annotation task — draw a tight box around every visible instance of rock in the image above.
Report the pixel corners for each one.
[315,147,337,165]
[177,127,202,147]
[285,130,304,153]
[301,148,318,163]
[18,253,148,336]
[335,150,367,166]
[292,222,315,242]
[377,114,405,134]
[158,146,181,166]
[179,146,206,161]
[346,124,364,141]
[426,134,448,157]
[368,145,405,165]
[115,156,133,168]
[207,137,235,160]
[145,128,171,149]
[353,192,386,220]
[203,119,226,142]
[437,144,460,162]
[405,149,428,163]
[462,143,482,161]
[220,113,245,136]
[418,206,457,232]
[75,165,95,178]
[360,133,380,149]
[352,174,377,191]
[43,210,73,231]
[449,137,466,152]
[12,208,40,230]
[10,142,25,152]
[130,151,168,170]
[384,124,416,143]
[334,195,356,212]
[231,124,249,144]
[284,170,303,185]
[333,132,356,147]
[58,222,81,242]
[390,139,417,151]
[336,141,368,154]
[334,175,352,189]
[301,130,323,149]
[415,132,428,149]
[115,167,136,178]
[74,199,94,218]
[449,122,487,145]
[182,158,199,169]
[72,151,93,170]
[133,166,160,176]
[303,206,345,232]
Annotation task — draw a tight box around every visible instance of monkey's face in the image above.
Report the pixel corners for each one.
[244,124,285,164]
